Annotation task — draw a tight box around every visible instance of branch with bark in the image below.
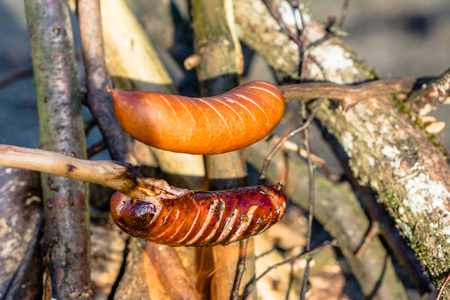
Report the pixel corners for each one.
[78,0,136,164]
[234,0,449,295]
[24,0,91,298]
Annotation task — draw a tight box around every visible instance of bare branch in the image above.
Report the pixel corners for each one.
[0,144,187,199]
[78,0,136,163]
[406,67,450,118]
[280,78,416,110]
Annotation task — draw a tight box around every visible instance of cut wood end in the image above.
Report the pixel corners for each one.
[183,54,200,71]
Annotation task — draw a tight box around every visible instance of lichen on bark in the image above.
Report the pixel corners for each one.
[234,0,450,294]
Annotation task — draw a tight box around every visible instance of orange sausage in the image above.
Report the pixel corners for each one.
[108,81,285,154]
[110,184,286,247]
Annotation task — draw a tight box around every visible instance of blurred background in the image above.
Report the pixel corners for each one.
[0,0,449,147]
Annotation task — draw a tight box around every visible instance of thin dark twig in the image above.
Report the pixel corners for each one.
[0,67,33,88]
[87,139,106,158]
[299,102,315,300]
[262,0,303,48]
[259,98,324,182]
[84,117,97,136]
[292,0,328,81]
[240,241,333,300]
[296,5,316,298]
[309,0,349,48]
[336,0,349,30]
[296,1,307,80]
[78,0,135,163]
[307,53,328,80]
[436,271,450,300]
[255,247,277,260]
[355,221,379,258]
[230,239,249,300]
[285,261,295,300]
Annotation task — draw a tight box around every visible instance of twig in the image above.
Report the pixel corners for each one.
[406,67,450,117]
[78,0,136,163]
[230,239,249,300]
[355,221,379,258]
[0,67,33,88]
[294,5,315,297]
[285,261,295,300]
[296,0,307,80]
[262,0,303,48]
[259,98,324,182]
[280,77,417,110]
[0,144,188,199]
[87,140,106,158]
[240,241,333,299]
[436,271,450,300]
[84,117,97,136]
[307,54,329,80]
[309,0,349,48]
[299,102,314,300]
[255,247,277,260]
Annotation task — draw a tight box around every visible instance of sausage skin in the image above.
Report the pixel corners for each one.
[109,81,285,154]
[110,185,286,247]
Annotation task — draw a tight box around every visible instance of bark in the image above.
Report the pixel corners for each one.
[100,0,205,192]
[146,243,201,300]
[78,0,136,164]
[0,168,43,299]
[191,0,254,299]
[25,1,91,298]
[100,0,176,93]
[142,246,171,300]
[235,0,449,295]
[111,239,152,299]
[90,219,126,300]
[100,0,204,294]
[280,78,416,111]
[112,239,201,300]
[247,140,408,299]
[191,0,242,94]
[405,67,450,118]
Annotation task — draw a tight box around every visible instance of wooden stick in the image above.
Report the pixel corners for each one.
[0,144,131,188]
[146,244,201,300]
[79,0,136,164]
[0,144,188,199]
[280,78,417,110]
[191,0,254,298]
[25,0,91,297]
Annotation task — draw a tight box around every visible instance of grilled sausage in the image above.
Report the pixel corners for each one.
[109,81,285,154]
[110,184,286,247]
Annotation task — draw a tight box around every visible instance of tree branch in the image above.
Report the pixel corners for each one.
[406,67,450,118]
[235,0,450,291]
[78,0,136,163]
[25,0,91,297]
[280,78,416,110]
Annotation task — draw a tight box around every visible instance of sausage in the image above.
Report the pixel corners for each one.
[110,184,287,247]
[108,81,285,154]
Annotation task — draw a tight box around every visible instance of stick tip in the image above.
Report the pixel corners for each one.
[105,86,113,94]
